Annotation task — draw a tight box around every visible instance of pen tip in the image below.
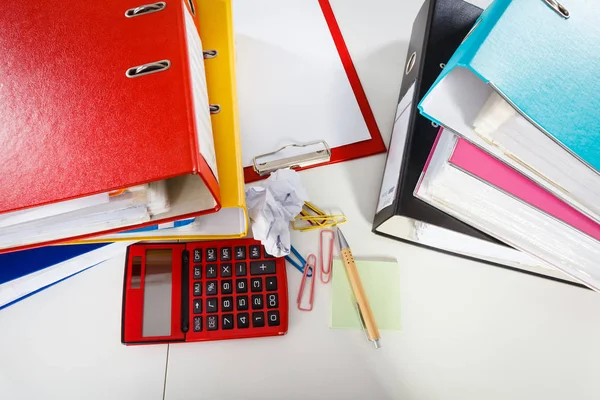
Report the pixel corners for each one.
[373,339,382,349]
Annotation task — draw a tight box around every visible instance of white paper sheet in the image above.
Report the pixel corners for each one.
[233,0,371,167]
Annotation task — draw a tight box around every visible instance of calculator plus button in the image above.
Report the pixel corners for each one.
[220,247,232,261]
[193,316,202,332]
[206,248,217,262]
[267,311,280,326]
[237,296,248,311]
[220,263,232,277]
[237,313,249,329]
[222,314,234,330]
[236,279,248,293]
[249,245,261,259]
[251,278,263,292]
[235,262,247,276]
[193,266,202,280]
[252,312,265,327]
[252,295,264,310]
[267,294,278,309]
[234,246,246,260]
[265,276,277,291]
[193,299,202,314]
[221,280,233,294]
[250,260,276,275]
[193,282,202,296]
[222,296,233,312]
[193,249,202,263]
[206,298,218,313]
[206,264,217,279]
[207,315,218,331]
[206,280,218,296]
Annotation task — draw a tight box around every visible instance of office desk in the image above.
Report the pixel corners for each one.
[2,0,600,399]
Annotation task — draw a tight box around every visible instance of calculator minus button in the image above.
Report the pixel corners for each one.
[250,260,276,275]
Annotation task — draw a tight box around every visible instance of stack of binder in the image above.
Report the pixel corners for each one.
[375,0,599,289]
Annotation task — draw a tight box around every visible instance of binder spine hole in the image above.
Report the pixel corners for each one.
[542,0,569,18]
[126,60,171,78]
[431,122,439,128]
[187,0,196,16]
[203,50,218,59]
[125,2,166,18]
[405,52,417,75]
[209,105,221,114]
[439,63,446,69]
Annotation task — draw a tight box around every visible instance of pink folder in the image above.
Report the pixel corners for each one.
[448,133,600,240]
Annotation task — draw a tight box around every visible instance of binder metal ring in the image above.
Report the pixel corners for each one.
[405,51,417,75]
[126,60,171,78]
[542,0,570,18]
[186,0,196,16]
[203,50,218,59]
[209,105,221,114]
[125,2,166,18]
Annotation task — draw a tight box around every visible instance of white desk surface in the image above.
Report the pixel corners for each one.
[3,1,600,399]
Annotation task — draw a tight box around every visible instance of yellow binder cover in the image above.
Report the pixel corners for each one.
[73,0,247,243]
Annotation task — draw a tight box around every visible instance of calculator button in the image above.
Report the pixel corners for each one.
[222,314,234,330]
[222,296,233,312]
[206,264,217,278]
[237,313,249,329]
[193,266,202,280]
[206,281,218,296]
[193,316,202,332]
[267,311,280,326]
[206,298,218,313]
[193,299,202,314]
[249,245,261,259]
[251,278,262,292]
[252,312,265,327]
[206,248,217,262]
[193,249,202,263]
[264,251,275,259]
[220,247,232,261]
[193,282,202,296]
[220,263,232,277]
[265,276,277,291]
[236,279,248,293]
[235,262,247,276]
[234,246,246,260]
[267,294,278,309]
[207,315,218,331]
[250,260,276,275]
[237,296,248,311]
[221,280,233,294]
[252,295,264,310]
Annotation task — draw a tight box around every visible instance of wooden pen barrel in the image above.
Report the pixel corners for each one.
[340,248,380,341]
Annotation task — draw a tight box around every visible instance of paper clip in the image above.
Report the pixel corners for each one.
[285,246,312,277]
[297,254,317,311]
[319,229,335,284]
[292,202,347,232]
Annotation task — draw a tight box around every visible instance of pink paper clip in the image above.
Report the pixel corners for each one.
[319,229,335,284]
[297,254,317,311]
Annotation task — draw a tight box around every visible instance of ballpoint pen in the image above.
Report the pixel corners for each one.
[336,227,381,349]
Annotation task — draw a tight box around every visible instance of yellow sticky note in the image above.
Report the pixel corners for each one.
[330,259,401,330]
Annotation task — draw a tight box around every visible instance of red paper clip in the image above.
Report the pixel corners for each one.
[319,229,335,284]
[297,254,317,311]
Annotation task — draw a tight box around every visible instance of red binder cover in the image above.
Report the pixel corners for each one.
[0,0,220,252]
[242,0,386,182]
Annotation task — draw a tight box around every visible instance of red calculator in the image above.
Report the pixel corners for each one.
[122,239,288,345]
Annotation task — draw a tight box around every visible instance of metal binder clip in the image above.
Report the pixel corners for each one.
[209,105,221,114]
[319,229,335,284]
[203,50,218,59]
[126,60,171,78]
[297,254,317,311]
[125,2,166,18]
[542,0,569,18]
[252,140,331,176]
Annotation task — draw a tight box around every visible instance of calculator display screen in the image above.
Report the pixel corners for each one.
[142,249,173,337]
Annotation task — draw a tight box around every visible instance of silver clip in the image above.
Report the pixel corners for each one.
[355,303,382,349]
[126,60,170,78]
[209,105,221,114]
[252,140,331,176]
[542,0,570,19]
[203,50,218,59]
[125,2,166,18]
